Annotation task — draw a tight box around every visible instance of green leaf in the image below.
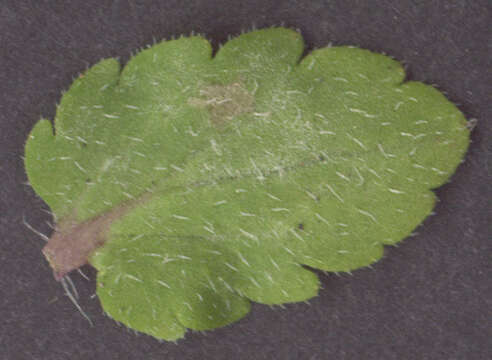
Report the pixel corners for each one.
[24,28,470,341]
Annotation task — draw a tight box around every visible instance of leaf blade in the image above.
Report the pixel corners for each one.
[25,28,471,341]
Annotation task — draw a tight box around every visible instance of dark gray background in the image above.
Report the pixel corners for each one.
[1,1,490,359]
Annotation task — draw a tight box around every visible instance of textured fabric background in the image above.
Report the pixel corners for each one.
[1,1,490,359]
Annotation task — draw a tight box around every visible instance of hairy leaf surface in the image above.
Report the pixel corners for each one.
[24,28,470,340]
